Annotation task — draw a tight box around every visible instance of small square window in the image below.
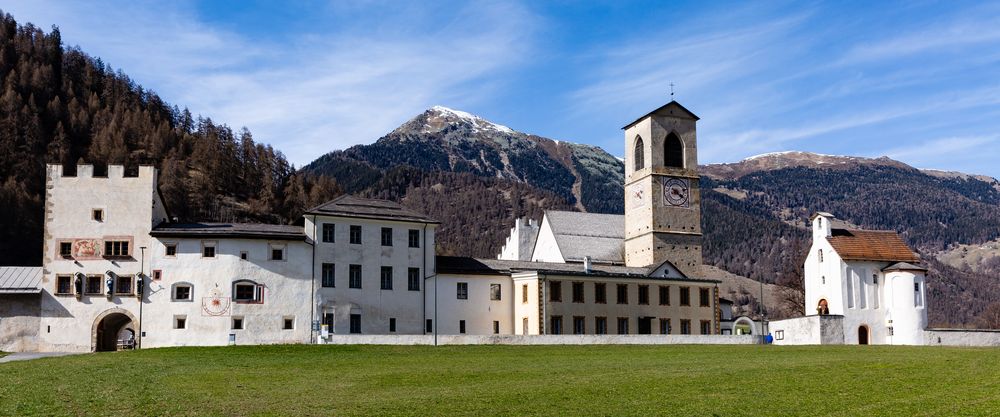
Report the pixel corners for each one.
[59,242,73,258]
[175,316,187,329]
[232,317,244,330]
[202,242,216,258]
[152,270,162,280]
[240,251,248,260]
[173,285,192,301]
[165,244,177,257]
[283,317,294,330]
[92,209,104,222]
[269,244,285,261]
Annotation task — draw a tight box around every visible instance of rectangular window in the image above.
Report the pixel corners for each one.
[872,273,880,309]
[174,285,192,301]
[680,319,691,335]
[659,318,671,335]
[638,285,650,305]
[659,286,670,305]
[165,243,177,257]
[550,316,563,335]
[104,240,130,258]
[426,319,433,333]
[269,244,285,261]
[459,320,466,334]
[573,316,586,335]
[380,266,393,290]
[457,282,468,300]
[92,209,104,222]
[240,251,248,260]
[389,318,396,333]
[490,283,502,301]
[700,287,711,307]
[408,268,420,291]
[493,320,500,334]
[232,317,244,330]
[408,229,420,248]
[115,275,132,295]
[175,316,186,329]
[775,330,784,340]
[202,241,216,258]
[549,281,562,302]
[349,314,361,334]
[323,313,335,332]
[700,320,712,335]
[914,282,923,307]
[617,317,629,335]
[283,317,295,330]
[595,283,606,304]
[381,227,393,246]
[617,284,628,304]
[522,284,528,303]
[85,275,102,294]
[322,223,335,243]
[349,225,362,244]
[59,241,72,258]
[572,282,584,303]
[322,263,335,288]
[349,265,362,288]
[152,270,162,281]
[56,275,72,295]
[595,317,607,335]
[680,287,691,306]
[857,269,867,309]
[522,317,528,335]
[233,282,262,303]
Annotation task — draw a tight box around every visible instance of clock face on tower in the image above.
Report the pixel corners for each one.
[662,177,690,207]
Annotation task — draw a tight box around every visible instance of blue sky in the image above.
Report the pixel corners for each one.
[5,1,1000,177]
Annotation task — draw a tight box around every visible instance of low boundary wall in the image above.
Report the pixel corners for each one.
[321,334,759,345]
[924,329,1000,347]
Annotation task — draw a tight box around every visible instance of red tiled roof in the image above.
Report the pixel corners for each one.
[827,229,919,263]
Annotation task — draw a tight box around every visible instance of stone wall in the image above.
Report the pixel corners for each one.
[0,294,40,352]
[321,334,758,345]
[769,315,845,345]
[924,329,1000,347]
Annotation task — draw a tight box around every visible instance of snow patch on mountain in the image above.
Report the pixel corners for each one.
[428,105,515,134]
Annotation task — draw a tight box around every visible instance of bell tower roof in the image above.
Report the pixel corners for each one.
[622,100,700,130]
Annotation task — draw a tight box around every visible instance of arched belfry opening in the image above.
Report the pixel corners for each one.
[633,136,645,171]
[664,133,684,168]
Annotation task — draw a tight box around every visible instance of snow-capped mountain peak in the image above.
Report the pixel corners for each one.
[425,105,515,134]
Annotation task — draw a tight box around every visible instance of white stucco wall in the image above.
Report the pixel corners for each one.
[924,329,1000,347]
[0,294,40,352]
[512,275,541,335]
[143,237,313,347]
[425,273,513,335]
[306,215,436,335]
[497,218,538,261]
[530,215,564,263]
[322,334,756,345]
[769,315,845,345]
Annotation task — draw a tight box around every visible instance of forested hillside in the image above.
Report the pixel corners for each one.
[0,13,339,265]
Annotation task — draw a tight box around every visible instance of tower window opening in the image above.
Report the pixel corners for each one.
[633,136,645,171]
[664,133,684,168]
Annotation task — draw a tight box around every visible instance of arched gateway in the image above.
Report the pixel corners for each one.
[92,308,138,352]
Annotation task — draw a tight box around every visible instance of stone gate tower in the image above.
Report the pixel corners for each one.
[623,101,703,277]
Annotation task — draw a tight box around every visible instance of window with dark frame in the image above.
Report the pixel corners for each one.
[270,246,284,261]
[616,284,628,304]
[638,285,650,305]
[174,285,192,301]
[380,266,393,290]
[322,223,335,243]
[457,282,468,300]
[104,240,130,257]
[349,225,362,244]
[165,243,177,256]
[85,275,102,294]
[175,317,186,329]
[573,316,585,335]
[549,281,562,302]
[152,270,162,280]
[595,283,606,304]
[233,282,261,303]
[381,227,393,246]
[700,287,711,307]
[680,287,691,306]
[408,229,420,248]
[659,285,670,305]
[322,263,335,288]
[617,317,629,335]
[490,283,501,301]
[56,275,72,295]
[92,209,103,222]
[115,275,132,295]
[680,319,691,334]
[349,265,362,288]
[59,242,72,258]
[240,251,248,260]
[595,317,607,334]
[550,316,563,335]
[350,314,361,334]
[700,320,711,335]
[202,243,216,258]
[522,284,528,303]
[660,318,671,335]
[572,282,584,303]
[408,268,420,291]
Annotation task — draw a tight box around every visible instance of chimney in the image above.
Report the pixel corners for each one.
[583,256,592,273]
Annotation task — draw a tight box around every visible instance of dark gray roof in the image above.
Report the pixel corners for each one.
[622,100,700,130]
[305,195,438,224]
[436,256,718,283]
[883,262,927,272]
[151,223,306,240]
[544,211,625,263]
[0,267,43,294]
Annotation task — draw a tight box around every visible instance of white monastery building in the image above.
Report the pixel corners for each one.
[1,100,997,351]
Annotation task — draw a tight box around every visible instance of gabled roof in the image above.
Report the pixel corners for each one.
[645,258,688,279]
[622,100,700,130]
[827,229,919,263]
[435,256,718,283]
[543,211,625,264]
[0,267,43,294]
[151,223,306,240]
[305,195,439,224]
[883,262,927,272]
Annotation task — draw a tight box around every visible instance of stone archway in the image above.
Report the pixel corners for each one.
[817,299,829,315]
[733,316,755,335]
[858,325,870,345]
[92,308,139,352]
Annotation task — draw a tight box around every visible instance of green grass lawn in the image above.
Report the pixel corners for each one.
[1,344,998,416]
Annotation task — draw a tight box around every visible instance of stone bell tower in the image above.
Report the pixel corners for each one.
[623,101,703,277]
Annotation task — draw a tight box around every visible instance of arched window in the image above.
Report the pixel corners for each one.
[633,136,645,171]
[818,249,824,263]
[664,133,684,168]
[817,299,829,315]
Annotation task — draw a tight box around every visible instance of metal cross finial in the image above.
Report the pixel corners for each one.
[670,82,675,99]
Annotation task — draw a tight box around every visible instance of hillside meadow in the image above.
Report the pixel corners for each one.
[1,344,998,416]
